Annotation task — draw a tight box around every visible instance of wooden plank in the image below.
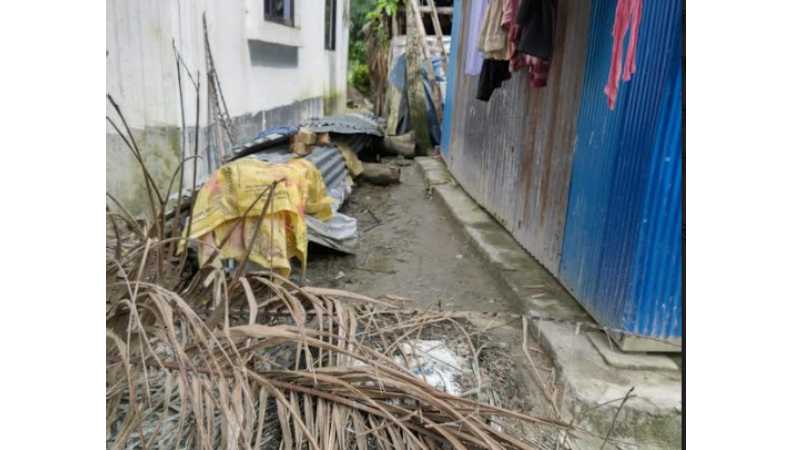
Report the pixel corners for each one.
[405,0,433,155]
[385,82,403,134]
[407,0,431,60]
[407,0,443,123]
[419,6,453,15]
[422,0,448,71]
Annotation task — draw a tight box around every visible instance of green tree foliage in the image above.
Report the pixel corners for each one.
[348,0,400,96]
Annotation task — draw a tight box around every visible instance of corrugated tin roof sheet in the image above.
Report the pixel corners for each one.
[300,113,384,137]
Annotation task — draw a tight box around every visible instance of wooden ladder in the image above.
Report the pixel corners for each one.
[408,0,449,73]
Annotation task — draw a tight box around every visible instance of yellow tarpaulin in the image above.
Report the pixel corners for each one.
[185,158,334,276]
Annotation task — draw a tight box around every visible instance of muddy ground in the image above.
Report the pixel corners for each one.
[303,160,567,448]
[304,159,517,314]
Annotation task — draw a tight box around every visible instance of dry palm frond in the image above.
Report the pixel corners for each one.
[107,230,570,449]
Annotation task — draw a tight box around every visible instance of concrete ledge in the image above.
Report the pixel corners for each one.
[541,322,682,450]
[612,332,683,353]
[415,157,682,450]
[588,333,680,372]
[415,157,453,186]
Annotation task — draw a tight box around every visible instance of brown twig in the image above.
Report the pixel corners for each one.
[353,266,396,275]
[170,39,188,257]
[522,317,561,418]
[231,180,281,281]
[107,207,123,260]
[106,192,146,240]
[106,95,164,217]
[175,69,202,282]
[599,386,635,450]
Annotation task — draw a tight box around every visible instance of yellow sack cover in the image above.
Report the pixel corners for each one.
[185,158,334,276]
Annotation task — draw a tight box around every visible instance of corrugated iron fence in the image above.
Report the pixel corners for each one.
[442,0,684,340]
[444,0,592,274]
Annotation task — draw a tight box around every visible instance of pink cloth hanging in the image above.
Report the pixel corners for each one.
[604,0,642,110]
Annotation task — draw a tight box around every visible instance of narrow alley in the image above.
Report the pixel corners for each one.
[13,0,800,448]
[102,1,684,449]
[305,159,517,314]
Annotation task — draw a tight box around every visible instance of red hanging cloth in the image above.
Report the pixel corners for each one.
[604,0,642,110]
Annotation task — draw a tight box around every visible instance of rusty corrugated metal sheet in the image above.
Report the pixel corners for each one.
[559,0,684,339]
[444,0,591,273]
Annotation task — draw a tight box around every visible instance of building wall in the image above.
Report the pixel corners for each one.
[106,0,350,216]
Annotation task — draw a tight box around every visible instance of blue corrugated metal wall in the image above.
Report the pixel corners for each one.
[440,0,463,156]
[559,0,683,338]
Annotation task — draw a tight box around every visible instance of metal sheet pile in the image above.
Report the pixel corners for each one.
[187,113,385,273]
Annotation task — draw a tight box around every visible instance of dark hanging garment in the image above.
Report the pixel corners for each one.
[510,0,556,89]
[516,0,557,60]
[476,59,511,102]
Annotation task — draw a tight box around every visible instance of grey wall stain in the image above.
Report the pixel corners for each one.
[107,98,324,218]
[248,40,299,68]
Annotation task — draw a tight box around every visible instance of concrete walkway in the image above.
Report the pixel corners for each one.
[416,157,682,450]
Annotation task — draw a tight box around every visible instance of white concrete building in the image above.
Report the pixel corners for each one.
[107,0,350,215]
